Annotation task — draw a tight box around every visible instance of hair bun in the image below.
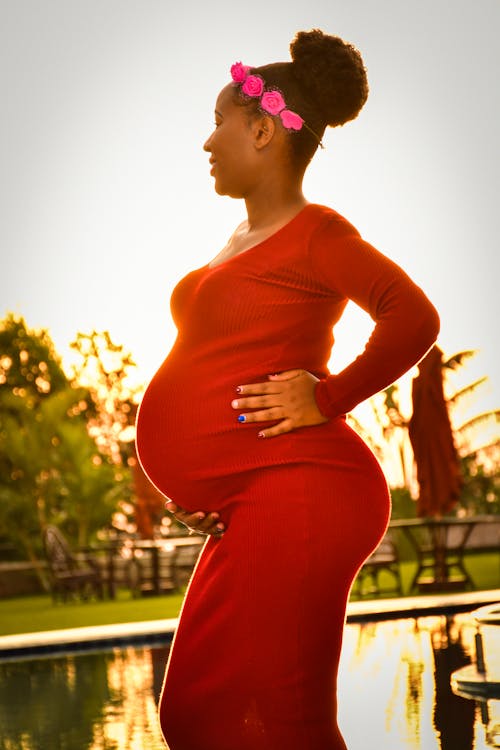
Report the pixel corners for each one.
[290,29,368,127]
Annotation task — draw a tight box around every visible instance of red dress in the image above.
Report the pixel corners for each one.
[136,204,439,749]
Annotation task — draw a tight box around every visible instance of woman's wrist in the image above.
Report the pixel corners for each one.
[314,377,337,419]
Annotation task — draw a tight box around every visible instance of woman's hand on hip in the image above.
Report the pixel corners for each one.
[231,369,328,438]
[165,501,225,536]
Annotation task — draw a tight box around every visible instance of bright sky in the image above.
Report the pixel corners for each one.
[2,1,498,444]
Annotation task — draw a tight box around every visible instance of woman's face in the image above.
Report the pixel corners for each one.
[203,85,261,198]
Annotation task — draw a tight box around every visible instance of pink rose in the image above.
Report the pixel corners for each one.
[241,75,264,98]
[230,62,251,83]
[260,90,286,115]
[280,109,304,131]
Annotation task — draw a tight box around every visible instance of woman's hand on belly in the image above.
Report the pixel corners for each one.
[231,369,329,438]
[165,501,226,536]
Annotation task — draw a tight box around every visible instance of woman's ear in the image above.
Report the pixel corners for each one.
[252,115,276,150]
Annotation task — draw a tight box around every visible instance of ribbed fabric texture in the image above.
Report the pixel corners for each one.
[135,203,439,749]
[136,204,439,510]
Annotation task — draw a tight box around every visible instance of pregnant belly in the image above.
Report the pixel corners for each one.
[135,351,383,510]
[135,353,263,506]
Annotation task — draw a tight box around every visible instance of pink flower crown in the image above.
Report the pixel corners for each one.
[230,62,303,130]
[230,61,324,147]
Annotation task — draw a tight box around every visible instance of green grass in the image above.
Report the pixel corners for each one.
[0,589,185,637]
[461,552,500,590]
[1,552,498,638]
[350,553,500,601]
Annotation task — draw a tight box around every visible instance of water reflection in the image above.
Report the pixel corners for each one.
[451,618,500,748]
[339,618,439,749]
[0,614,494,750]
[0,646,169,750]
[338,614,491,750]
[431,616,474,749]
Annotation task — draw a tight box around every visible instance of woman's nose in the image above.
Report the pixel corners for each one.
[203,134,212,152]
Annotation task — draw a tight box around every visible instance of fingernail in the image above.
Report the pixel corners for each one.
[235,386,243,393]
[196,513,205,519]
[237,415,246,423]
[216,523,225,531]
[231,399,239,408]
[258,431,265,438]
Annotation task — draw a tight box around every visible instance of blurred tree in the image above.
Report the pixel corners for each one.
[0,313,69,399]
[443,351,499,516]
[354,384,413,490]
[389,486,416,519]
[458,445,500,515]
[356,349,498,517]
[376,384,411,487]
[69,330,140,466]
[0,386,124,566]
[0,316,131,566]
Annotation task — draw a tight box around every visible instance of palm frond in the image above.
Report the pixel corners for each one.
[347,415,383,457]
[447,376,489,405]
[443,350,477,370]
[456,410,500,435]
[459,440,500,461]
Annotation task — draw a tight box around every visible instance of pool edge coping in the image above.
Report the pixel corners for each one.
[1,588,499,659]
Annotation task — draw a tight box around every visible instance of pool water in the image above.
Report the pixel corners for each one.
[0,613,498,750]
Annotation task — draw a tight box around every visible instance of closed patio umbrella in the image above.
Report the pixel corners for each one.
[408,345,463,518]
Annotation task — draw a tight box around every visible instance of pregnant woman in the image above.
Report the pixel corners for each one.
[136,29,440,750]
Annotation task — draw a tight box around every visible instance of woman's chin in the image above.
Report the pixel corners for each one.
[214,182,227,196]
[214,181,244,199]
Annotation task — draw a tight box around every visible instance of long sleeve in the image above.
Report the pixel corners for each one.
[310,217,440,418]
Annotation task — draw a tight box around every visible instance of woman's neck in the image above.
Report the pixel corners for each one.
[244,187,307,232]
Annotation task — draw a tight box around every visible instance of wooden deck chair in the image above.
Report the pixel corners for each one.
[43,525,103,602]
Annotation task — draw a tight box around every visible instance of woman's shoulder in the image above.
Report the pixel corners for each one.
[302,203,361,239]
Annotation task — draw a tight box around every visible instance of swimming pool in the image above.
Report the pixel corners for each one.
[1,612,497,750]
